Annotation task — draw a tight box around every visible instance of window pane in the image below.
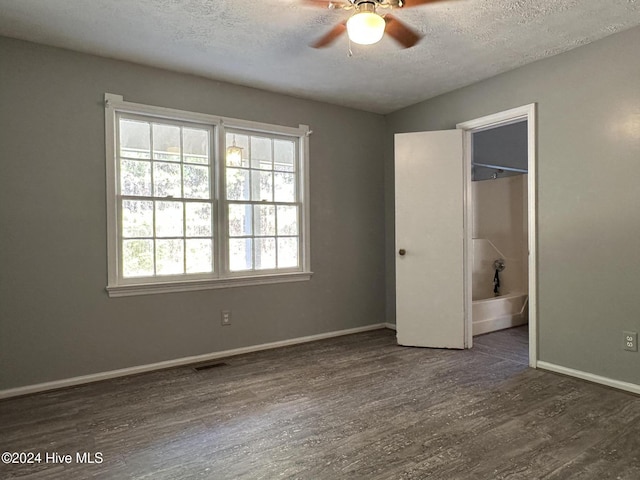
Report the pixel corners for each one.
[156,239,184,275]
[121,159,152,196]
[251,170,273,202]
[185,202,212,237]
[274,172,295,202]
[186,239,213,274]
[254,205,275,236]
[250,136,272,170]
[122,200,153,238]
[274,140,295,172]
[120,119,150,159]
[183,165,210,199]
[228,203,252,237]
[122,239,154,277]
[155,201,183,237]
[154,162,182,198]
[278,237,299,268]
[183,128,209,164]
[277,205,298,235]
[225,133,249,167]
[229,238,252,271]
[255,237,276,270]
[153,124,181,162]
[226,168,250,200]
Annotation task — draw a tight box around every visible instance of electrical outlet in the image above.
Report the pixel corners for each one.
[623,331,637,352]
[221,310,231,327]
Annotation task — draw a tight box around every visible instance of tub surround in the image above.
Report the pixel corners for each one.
[472,174,528,300]
[471,169,529,336]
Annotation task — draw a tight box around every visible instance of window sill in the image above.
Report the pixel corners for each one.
[106,272,313,298]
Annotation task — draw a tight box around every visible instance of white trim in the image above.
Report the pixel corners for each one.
[526,107,538,367]
[537,361,640,396]
[105,94,307,137]
[456,104,532,132]
[300,124,312,272]
[462,127,473,348]
[105,95,119,288]
[384,322,397,331]
[104,93,312,295]
[0,323,386,400]
[215,111,226,275]
[107,272,313,297]
[457,103,538,368]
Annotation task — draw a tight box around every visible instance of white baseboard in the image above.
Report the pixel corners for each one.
[537,361,640,396]
[0,323,387,400]
[473,314,526,336]
[384,322,397,331]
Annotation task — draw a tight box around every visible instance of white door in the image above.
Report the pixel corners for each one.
[395,130,466,348]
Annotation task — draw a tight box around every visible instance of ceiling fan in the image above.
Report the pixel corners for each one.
[304,0,450,49]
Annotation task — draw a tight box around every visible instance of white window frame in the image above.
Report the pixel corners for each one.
[104,93,312,297]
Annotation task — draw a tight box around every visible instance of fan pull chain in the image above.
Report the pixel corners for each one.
[348,37,353,57]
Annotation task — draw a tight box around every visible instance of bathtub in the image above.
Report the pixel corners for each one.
[472,292,528,336]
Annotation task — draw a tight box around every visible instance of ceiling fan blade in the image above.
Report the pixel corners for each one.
[384,14,422,48]
[312,22,347,48]
[397,0,452,7]
[302,0,351,8]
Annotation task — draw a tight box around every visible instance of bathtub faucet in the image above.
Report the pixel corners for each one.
[492,258,505,297]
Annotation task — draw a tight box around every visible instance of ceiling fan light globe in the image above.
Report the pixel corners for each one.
[346,12,386,45]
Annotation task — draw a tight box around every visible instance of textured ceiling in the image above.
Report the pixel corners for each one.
[0,0,639,114]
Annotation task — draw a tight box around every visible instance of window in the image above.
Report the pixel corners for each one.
[105,94,311,297]
[118,117,214,279]
[225,131,300,272]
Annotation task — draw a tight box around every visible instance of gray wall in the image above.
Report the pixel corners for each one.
[473,121,528,181]
[385,25,640,385]
[0,37,386,390]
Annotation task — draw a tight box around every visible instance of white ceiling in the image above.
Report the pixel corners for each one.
[1,0,639,114]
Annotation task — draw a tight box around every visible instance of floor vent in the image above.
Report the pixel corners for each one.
[193,362,229,372]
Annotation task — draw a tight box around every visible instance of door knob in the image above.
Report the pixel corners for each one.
[398,249,406,256]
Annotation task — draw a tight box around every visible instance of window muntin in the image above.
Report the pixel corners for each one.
[105,95,310,295]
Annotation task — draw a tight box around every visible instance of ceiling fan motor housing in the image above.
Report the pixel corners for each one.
[354,1,378,13]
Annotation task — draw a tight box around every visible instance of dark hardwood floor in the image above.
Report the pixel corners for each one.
[1,326,639,479]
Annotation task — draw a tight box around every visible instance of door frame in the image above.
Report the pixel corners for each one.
[457,104,538,367]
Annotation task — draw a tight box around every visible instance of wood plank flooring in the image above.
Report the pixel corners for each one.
[1,326,639,479]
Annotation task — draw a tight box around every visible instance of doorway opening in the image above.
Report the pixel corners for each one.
[458,104,537,367]
[470,121,529,335]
